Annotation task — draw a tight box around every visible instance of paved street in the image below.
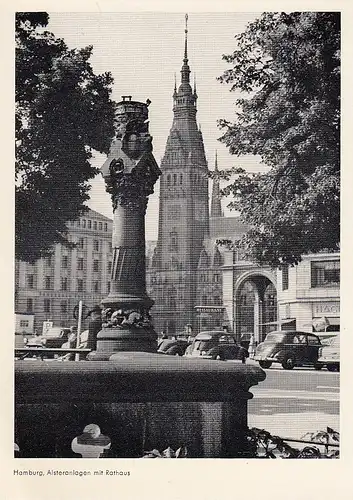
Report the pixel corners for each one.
[247,363,339,441]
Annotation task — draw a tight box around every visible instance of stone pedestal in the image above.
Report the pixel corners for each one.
[91,97,161,357]
[15,355,266,458]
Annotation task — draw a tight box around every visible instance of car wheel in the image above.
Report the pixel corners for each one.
[282,355,295,370]
[314,364,323,370]
[327,364,339,372]
[259,361,272,369]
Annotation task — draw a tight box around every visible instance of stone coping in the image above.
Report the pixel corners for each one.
[15,352,266,404]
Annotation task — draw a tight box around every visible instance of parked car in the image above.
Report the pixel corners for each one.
[24,327,71,349]
[184,331,249,361]
[254,331,322,370]
[317,335,340,372]
[157,337,190,356]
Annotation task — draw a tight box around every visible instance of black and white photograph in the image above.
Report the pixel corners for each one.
[7,1,350,497]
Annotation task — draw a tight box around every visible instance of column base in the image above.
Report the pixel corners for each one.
[87,326,158,360]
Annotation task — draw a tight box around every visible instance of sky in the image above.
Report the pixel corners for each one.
[47,12,265,239]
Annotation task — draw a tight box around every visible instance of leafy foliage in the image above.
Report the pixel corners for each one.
[218,12,340,266]
[246,427,339,458]
[16,12,116,262]
[143,445,188,458]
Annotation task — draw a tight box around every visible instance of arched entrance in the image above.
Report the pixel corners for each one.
[235,273,277,344]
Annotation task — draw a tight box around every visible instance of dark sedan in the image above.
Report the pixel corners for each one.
[254,330,322,370]
[184,331,249,361]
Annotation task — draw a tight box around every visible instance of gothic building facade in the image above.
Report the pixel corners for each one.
[146,21,245,335]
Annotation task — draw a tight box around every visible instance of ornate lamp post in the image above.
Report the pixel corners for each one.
[90,96,161,358]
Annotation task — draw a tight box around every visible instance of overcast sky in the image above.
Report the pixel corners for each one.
[47,12,265,238]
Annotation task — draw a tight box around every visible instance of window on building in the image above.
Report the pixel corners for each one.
[93,260,99,272]
[45,276,52,290]
[151,275,156,284]
[173,174,177,185]
[107,282,111,293]
[44,299,50,313]
[82,219,86,228]
[93,240,99,252]
[77,279,84,292]
[93,221,97,230]
[214,296,221,306]
[77,258,84,271]
[88,220,92,229]
[61,277,68,291]
[99,222,103,230]
[94,281,100,293]
[104,223,108,232]
[62,255,68,269]
[60,300,67,313]
[27,274,34,289]
[20,320,29,328]
[282,266,289,290]
[78,238,84,249]
[202,295,208,305]
[167,174,171,185]
[77,220,81,227]
[46,255,53,267]
[27,298,33,313]
[107,261,112,274]
[179,174,183,184]
[213,274,220,283]
[168,231,178,252]
[311,261,340,288]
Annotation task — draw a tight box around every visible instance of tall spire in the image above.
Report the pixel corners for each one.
[180,13,191,85]
[184,13,188,62]
[173,72,177,96]
[211,150,223,218]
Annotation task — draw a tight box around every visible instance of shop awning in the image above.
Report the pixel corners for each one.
[260,319,296,326]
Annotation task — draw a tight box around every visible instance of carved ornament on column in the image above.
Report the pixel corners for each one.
[102,99,161,213]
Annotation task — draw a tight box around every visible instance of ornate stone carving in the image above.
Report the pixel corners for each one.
[101,98,161,213]
[101,306,153,331]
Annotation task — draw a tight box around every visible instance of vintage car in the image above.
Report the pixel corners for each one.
[24,327,71,349]
[254,330,322,370]
[157,337,190,356]
[184,331,249,361]
[317,335,340,372]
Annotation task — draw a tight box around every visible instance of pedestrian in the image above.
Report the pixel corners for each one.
[86,305,102,351]
[248,334,255,359]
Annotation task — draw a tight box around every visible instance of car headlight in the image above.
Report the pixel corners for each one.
[41,338,47,345]
[23,337,28,345]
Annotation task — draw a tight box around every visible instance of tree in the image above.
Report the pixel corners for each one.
[16,12,116,262]
[217,12,340,267]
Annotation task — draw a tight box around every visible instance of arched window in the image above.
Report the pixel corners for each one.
[199,249,209,268]
[168,230,178,252]
[213,248,223,267]
[168,288,177,310]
